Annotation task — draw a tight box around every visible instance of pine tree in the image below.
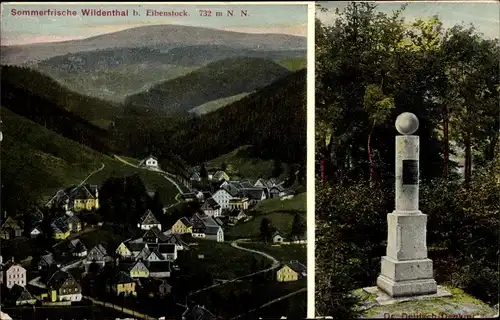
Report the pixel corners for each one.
[259,217,272,242]
[290,213,306,240]
[200,163,208,179]
[272,159,283,178]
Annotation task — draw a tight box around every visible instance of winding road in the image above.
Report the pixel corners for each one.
[113,155,188,194]
[189,239,280,295]
[76,162,105,188]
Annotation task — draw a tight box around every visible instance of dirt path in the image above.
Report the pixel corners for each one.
[189,239,280,295]
[113,155,187,194]
[76,162,105,188]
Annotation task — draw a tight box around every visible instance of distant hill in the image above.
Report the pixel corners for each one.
[36,45,306,72]
[34,47,198,102]
[0,25,307,65]
[153,45,306,67]
[125,57,291,115]
[0,65,121,153]
[112,68,307,167]
[32,46,304,102]
[35,47,180,73]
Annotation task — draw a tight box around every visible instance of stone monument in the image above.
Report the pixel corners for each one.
[376,112,438,297]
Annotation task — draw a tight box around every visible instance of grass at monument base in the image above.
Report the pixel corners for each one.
[355,286,498,318]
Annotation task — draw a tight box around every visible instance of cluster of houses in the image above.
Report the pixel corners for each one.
[0,158,305,317]
[189,172,293,206]
[0,255,84,306]
[0,183,102,242]
[0,223,185,307]
[174,176,294,234]
[0,208,95,243]
[172,212,225,242]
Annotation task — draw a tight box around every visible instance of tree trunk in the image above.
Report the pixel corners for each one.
[326,133,336,182]
[321,159,326,184]
[464,135,472,188]
[368,129,374,186]
[443,105,450,179]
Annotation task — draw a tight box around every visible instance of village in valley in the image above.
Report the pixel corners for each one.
[0,154,307,319]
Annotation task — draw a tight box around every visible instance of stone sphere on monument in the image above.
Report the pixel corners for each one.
[395,112,419,135]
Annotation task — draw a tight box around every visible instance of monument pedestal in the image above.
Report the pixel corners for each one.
[377,274,437,297]
[377,210,437,297]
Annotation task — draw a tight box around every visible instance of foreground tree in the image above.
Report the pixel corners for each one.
[290,213,306,240]
[259,217,274,242]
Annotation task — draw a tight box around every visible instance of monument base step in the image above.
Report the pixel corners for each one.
[376,275,437,298]
[363,284,451,306]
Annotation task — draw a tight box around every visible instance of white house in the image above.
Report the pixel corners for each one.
[2,261,27,288]
[273,232,284,244]
[30,226,43,239]
[206,226,224,242]
[139,155,160,170]
[212,186,239,209]
[138,210,162,231]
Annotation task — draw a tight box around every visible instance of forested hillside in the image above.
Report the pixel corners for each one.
[125,57,291,115]
[0,65,120,128]
[0,108,107,214]
[112,68,307,166]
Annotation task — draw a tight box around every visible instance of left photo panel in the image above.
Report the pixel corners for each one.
[0,2,310,320]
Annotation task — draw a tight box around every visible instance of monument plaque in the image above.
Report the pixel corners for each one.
[402,160,418,185]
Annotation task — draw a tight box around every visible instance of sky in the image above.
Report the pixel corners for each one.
[0,2,308,45]
[317,1,499,39]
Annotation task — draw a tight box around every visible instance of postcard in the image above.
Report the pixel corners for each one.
[0,2,310,319]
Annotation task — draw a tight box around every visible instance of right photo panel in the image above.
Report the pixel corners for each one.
[315,1,499,319]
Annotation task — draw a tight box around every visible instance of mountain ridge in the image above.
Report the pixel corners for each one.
[1,24,307,65]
